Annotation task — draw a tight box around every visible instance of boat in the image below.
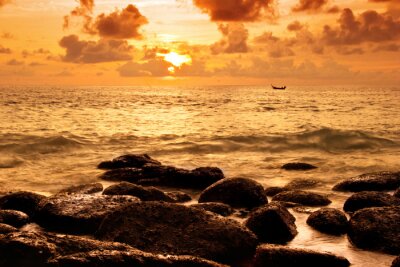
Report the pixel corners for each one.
[271,84,286,90]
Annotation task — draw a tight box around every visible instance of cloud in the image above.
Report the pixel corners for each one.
[335,46,365,55]
[6,59,24,66]
[292,0,329,12]
[59,35,133,63]
[0,45,11,53]
[117,59,172,77]
[373,43,400,51]
[0,0,11,8]
[192,0,276,21]
[287,21,304,31]
[323,8,400,45]
[211,23,249,54]
[64,0,94,29]
[253,31,280,43]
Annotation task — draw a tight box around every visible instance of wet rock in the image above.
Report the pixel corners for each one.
[348,206,400,254]
[95,201,258,264]
[103,182,175,202]
[198,177,267,209]
[284,178,321,190]
[254,244,350,267]
[333,171,400,192]
[98,154,161,169]
[271,201,302,208]
[49,250,227,267]
[58,183,103,195]
[0,210,30,228]
[392,256,400,267]
[166,191,192,203]
[0,191,46,217]
[272,190,331,206]
[265,187,288,197]
[394,188,400,198]
[0,231,133,267]
[36,194,139,234]
[0,223,18,234]
[343,191,400,213]
[100,165,224,190]
[245,203,297,244]
[191,203,234,217]
[306,208,348,235]
[281,162,317,171]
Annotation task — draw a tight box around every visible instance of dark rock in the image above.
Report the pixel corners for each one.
[392,256,400,267]
[245,203,297,244]
[0,191,46,217]
[100,165,224,190]
[306,208,348,235]
[281,162,317,171]
[95,201,258,265]
[333,171,400,192]
[254,244,350,267]
[394,188,400,198]
[265,187,288,197]
[0,223,18,234]
[284,178,321,190]
[58,183,103,195]
[348,206,400,254]
[0,210,30,228]
[48,250,227,267]
[36,194,139,234]
[343,191,400,213]
[272,190,331,206]
[103,182,175,202]
[166,191,192,203]
[98,154,161,169]
[271,201,302,208]
[191,203,234,217]
[198,178,267,209]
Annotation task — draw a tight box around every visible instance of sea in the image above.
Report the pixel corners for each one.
[1,85,399,266]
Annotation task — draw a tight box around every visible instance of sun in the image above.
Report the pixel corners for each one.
[158,52,192,68]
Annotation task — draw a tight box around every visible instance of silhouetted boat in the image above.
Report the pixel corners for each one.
[272,84,286,90]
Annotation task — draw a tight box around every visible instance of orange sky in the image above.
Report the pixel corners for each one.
[0,0,399,86]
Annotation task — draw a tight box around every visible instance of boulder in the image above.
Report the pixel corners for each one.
[333,171,400,192]
[198,178,267,209]
[272,190,331,206]
[394,188,400,198]
[191,203,234,217]
[36,194,139,234]
[284,178,321,190]
[166,191,192,203]
[0,210,30,228]
[98,154,161,169]
[0,223,17,234]
[281,162,317,171]
[48,250,227,267]
[343,191,400,213]
[306,208,348,235]
[264,187,288,197]
[0,191,46,217]
[253,245,350,267]
[392,256,400,267]
[58,183,103,195]
[245,203,297,244]
[103,182,175,202]
[348,206,400,254]
[95,202,258,264]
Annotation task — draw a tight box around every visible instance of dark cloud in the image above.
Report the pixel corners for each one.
[117,59,172,77]
[211,23,249,54]
[335,46,365,55]
[59,35,133,63]
[323,8,400,45]
[6,59,24,66]
[287,21,304,31]
[0,0,11,8]
[192,0,275,21]
[292,0,329,12]
[64,0,94,29]
[0,45,11,54]
[253,31,279,43]
[142,46,170,60]
[373,43,400,51]
[326,6,340,13]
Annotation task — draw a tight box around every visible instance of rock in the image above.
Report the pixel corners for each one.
[281,162,317,171]
[245,203,297,244]
[284,178,321,190]
[58,183,103,195]
[0,210,30,228]
[96,201,258,264]
[191,203,234,217]
[48,250,227,267]
[265,187,288,197]
[98,154,161,169]
[36,194,139,234]
[343,191,400,213]
[253,244,350,267]
[272,190,331,206]
[0,223,18,234]
[392,256,400,267]
[271,201,302,208]
[0,191,46,217]
[348,206,400,254]
[198,178,267,209]
[103,182,175,202]
[333,171,400,192]
[394,188,400,198]
[0,230,133,267]
[100,165,224,190]
[166,191,192,203]
[306,208,348,235]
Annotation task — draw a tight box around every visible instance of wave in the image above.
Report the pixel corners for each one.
[0,155,24,168]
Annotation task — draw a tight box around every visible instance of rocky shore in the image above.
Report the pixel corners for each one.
[1,154,399,267]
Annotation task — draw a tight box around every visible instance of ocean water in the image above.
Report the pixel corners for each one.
[1,85,399,265]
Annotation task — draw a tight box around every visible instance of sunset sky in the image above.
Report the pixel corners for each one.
[0,0,399,86]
